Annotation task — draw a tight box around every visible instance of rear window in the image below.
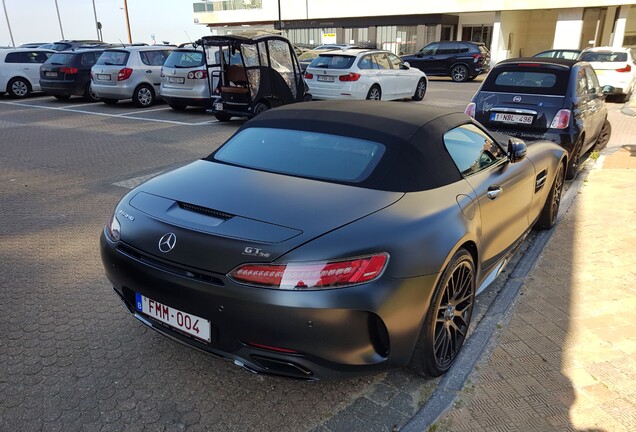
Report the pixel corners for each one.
[482,66,569,95]
[213,127,385,183]
[579,51,627,62]
[164,50,204,68]
[51,43,71,51]
[309,55,356,69]
[96,50,129,66]
[47,53,75,65]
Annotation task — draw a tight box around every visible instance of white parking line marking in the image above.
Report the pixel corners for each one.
[0,100,218,126]
[113,171,165,189]
[115,107,171,116]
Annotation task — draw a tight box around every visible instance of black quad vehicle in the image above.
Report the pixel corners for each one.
[194,33,309,121]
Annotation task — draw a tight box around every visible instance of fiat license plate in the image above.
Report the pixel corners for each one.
[135,293,211,342]
[490,112,533,125]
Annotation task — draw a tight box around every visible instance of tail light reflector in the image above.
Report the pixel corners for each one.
[616,64,631,73]
[229,253,389,290]
[117,68,133,81]
[465,102,476,118]
[550,109,571,129]
[339,73,361,82]
[245,342,300,354]
[59,67,78,74]
[304,72,314,79]
[472,54,482,63]
[187,70,208,79]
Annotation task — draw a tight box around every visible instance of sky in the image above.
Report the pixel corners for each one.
[0,0,210,47]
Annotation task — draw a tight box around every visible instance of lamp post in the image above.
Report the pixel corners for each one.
[1,0,15,47]
[54,0,65,39]
[92,0,100,41]
[123,0,132,43]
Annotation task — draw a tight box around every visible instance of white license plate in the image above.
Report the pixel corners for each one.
[168,76,185,84]
[490,112,533,125]
[135,293,211,342]
[317,75,335,82]
[45,71,58,78]
[97,74,111,81]
[214,102,223,111]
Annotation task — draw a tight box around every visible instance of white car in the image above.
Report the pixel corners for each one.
[91,46,174,107]
[304,49,427,101]
[579,46,636,102]
[0,48,54,98]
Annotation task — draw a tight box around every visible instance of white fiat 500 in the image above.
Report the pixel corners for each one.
[304,48,428,101]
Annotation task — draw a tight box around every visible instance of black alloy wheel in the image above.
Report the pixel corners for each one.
[84,83,100,102]
[450,64,469,82]
[252,102,269,116]
[536,162,565,230]
[412,78,427,101]
[594,119,611,151]
[566,137,583,180]
[409,248,475,377]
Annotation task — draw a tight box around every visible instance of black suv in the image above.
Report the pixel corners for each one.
[39,49,105,101]
[401,41,490,82]
[466,58,613,179]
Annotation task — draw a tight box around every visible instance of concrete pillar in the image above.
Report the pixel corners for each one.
[601,7,616,45]
[611,6,628,48]
[490,11,504,65]
[416,24,426,49]
[553,8,584,49]
[368,26,377,49]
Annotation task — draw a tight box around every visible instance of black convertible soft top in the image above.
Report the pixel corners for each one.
[227,101,471,192]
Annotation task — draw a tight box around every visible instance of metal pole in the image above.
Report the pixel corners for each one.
[277,0,281,32]
[123,0,132,44]
[1,0,15,47]
[54,0,65,39]
[92,0,100,41]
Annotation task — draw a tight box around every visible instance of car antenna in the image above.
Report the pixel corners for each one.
[118,39,125,47]
[184,31,193,44]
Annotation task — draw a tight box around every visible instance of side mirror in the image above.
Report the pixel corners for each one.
[403,61,410,69]
[416,52,423,58]
[507,138,527,163]
[601,84,615,94]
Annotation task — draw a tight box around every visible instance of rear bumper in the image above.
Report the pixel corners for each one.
[40,79,85,96]
[100,231,437,379]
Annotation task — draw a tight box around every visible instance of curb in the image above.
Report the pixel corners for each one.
[400,160,594,432]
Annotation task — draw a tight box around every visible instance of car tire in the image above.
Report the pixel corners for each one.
[7,77,31,98]
[409,247,475,377]
[169,104,187,111]
[53,95,71,100]
[366,85,382,100]
[84,83,99,102]
[535,162,565,230]
[566,136,583,180]
[214,112,232,122]
[412,78,427,101]
[594,119,611,151]
[133,84,155,108]
[450,65,469,82]
[101,98,118,105]
[252,102,269,116]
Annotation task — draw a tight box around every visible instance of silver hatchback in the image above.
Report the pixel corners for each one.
[91,46,173,107]
[159,47,215,110]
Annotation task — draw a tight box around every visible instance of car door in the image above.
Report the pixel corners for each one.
[372,52,395,98]
[387,52,413,97]
[582,65,606,152]
[20,51,51,90]
[409,43,439,74]
[574,66,599,153]
[443,124,536,273]
[139,49,170,87]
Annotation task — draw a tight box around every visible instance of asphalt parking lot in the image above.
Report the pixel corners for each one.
[0,81,623,432]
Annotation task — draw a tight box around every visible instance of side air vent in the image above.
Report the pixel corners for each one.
[535,169,548,193]
[178,202,234,220]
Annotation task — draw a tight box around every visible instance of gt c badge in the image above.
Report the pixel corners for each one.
[158,233,177,253]
[243,247,271,258]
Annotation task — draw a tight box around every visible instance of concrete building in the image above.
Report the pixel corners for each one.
[192,1,636,63]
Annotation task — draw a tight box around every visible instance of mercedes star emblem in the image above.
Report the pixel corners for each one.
[158,232,177,253]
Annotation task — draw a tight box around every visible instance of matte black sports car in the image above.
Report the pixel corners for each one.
[100,101,567,380]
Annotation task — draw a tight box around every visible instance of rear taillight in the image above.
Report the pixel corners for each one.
[550,109,571,129]
[59,67,78,74]
[616,64,632,73]
[339,72,361,82]
[228,253,389,290]
[472,54,482,63]
[187,70,208,79]
[117,68,133,81]
[465,102,476,118]
[304,72,314,79]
